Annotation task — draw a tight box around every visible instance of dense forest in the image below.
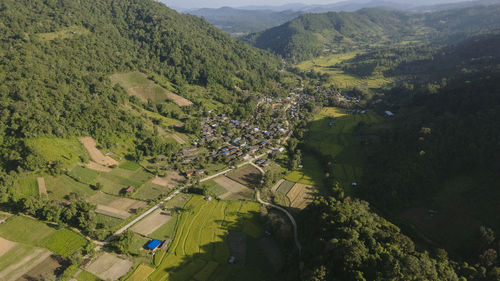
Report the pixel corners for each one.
[245,5,500,61]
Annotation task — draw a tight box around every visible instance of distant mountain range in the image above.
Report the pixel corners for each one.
[182,0,500,35]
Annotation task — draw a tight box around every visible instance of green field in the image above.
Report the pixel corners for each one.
[0,216,87,257]
[15,175,39,197]
[134,181,171,201]
[119,161,142,171]
[284,154,326,186]
[143,196,279,281]
[39,228,88,257]
[127,264,155,281]
[46,174,97,200]
[77,270,103,281]
[276,180,295,196]
[25,136,89,169]
[296,52,392,89]
[0,242,48,281]
[97,167,153,195]
[95,213,123,230]
[70,166,100,185]
[201,180,228,197]
[285,107,381,193]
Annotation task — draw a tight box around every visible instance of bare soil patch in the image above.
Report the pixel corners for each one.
[86,161,112,172]
[95,205,130,220]
[37,177,47,197]
[0,248,51,281]
[131,209,172,236]
[214,177,253,200]
[16,255,66,281]
[152,171,185,188]
[227,165,262,188]
[0,237,17,257]
[88,193,147,219]
[287,184,316,209]
[79,137,119,166]
[108,198,147,213]
[86,253,133,281]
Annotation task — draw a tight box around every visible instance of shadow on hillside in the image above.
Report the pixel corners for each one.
[148,204,299,281]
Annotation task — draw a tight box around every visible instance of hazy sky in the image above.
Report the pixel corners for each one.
[163,0,343,9]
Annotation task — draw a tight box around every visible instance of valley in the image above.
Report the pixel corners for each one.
[0,0,500,280]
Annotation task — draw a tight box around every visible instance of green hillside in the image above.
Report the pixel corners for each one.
[245,5,500,61]
[0,0,283,175]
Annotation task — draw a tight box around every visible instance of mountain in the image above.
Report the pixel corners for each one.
[245,5,500,61]
[0,0,282,174]
[186,7,301,35]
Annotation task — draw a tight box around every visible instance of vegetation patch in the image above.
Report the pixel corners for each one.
[226,165,262,188]
[45,174,96,200]
[37,26,90,41]
[15,175,39,197]
[110,72,193,106]
[96,167,153,195]
[69,166,100,185]
[147,196,275,281]
[38,229,88,257]
[25,137,88,169]
[127,264,155,281]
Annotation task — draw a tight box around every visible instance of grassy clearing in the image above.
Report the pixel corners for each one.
[15,175,39,197]
[303,107,382,194]
[144,196,276,281]
[110,72,192,106]
[284,154,325,186]
[296,52,392,89]
[37,26,90,41]
[45,174,96,200]
[201,180,228,197]
[119,161,141,171]
[95,213,123,229]
[25,136,88,169]
[97,167,153,195]
[0,216,56,244]
[134,181,171,201]
[77,270,103,281]
[38,228,88,257]
[128,233,150,255]
[69,166,100,185]
[0,216,86,257]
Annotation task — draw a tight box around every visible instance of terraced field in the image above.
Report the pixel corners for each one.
[143,196,280,281]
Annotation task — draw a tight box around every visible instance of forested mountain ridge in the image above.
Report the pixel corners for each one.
[0,0,282,175]
[245,5,500,61]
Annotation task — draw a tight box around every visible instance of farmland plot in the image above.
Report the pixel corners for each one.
[227,165,262,188]
[144,196,277,281]
[79,137,119,167]
[214,177,254,200]
[86,253,133,281]
[131,209,173,236]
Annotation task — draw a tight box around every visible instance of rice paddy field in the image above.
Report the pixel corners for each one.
[285,107,381,194]
[295,52,393,89]
[139,195,281,281]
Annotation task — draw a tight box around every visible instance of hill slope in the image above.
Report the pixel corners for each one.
[0,0,281,173]
[245,5,500,61]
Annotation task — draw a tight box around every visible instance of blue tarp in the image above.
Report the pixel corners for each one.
[146,239,162,250]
